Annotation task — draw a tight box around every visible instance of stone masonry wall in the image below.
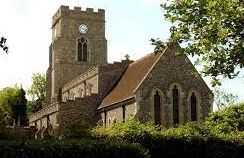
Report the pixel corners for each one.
[58,94,100,131]
[100,101,137,127]
[98,60,133,99]
[135,44,213,127]
[62,67,99,101]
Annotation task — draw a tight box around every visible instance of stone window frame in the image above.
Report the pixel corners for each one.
[70,92,75,100]
[76,36,90,62]
[78,88,83,98]
[150,88,165,127]
[112,118,117,124]
[167,83,184,127]
[108,117,111,126]
[187,90,201,121]
[86,83,92,96]
[63,96,67,102]
[103,111,107,127]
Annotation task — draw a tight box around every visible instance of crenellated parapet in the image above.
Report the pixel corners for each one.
[62,66,99,93]
[52,5,105,28]
[29,102,60,123]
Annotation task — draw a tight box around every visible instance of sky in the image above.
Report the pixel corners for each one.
[0,0,243,106]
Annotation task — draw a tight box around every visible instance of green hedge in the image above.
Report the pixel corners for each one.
[92,118,244,158]
[0,139,149,158]
[2,103,244,158]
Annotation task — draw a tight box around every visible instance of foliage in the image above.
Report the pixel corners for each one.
[2,103,244,158]
[61,121,92,139]
[0,108,7,138]
[205,103,244,134]
[213,87,239,110]
[158,0,244,85]
[12,88,28,125]
[27,73,46,114]
[161,122,210,138]
[0,86,20,125]
[0,139,149,158]
[0,86,28,125]
[161,103,244,137]
[92,119,159,142]
[91,117,244,158]
[0,36,8,53]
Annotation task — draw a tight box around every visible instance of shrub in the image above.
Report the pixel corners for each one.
[0,108,7,139]
[0,139,150,158]
[205,103,244,134]
[92,119,159,142]
[60,121,93,139]
[92,116,244,158]
[161,122,210,139]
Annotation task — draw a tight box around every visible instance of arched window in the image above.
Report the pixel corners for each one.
[82,42,88,62]
[108,118,111,125]
[173,85,179,126]
[86,83,92,96]
[78,88,83,98]
[77,38,88,62]
[154,91,161,125]
[70,92,74,100]
[113,118,117,124]
[191,92,197,121]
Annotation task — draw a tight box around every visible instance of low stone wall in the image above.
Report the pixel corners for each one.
[6,126,36,139]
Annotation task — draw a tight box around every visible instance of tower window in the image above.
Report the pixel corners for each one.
[173,85,179,126]
[191,92,197,121]
[154,91,161,126]
[77,38,88,62]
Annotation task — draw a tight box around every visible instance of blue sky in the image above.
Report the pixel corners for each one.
[0,0,243,106]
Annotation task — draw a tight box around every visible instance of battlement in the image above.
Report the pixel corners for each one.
[52,5,105,27]
[62,66,99,93]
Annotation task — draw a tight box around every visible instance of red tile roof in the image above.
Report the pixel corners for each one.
[98,52,161,109]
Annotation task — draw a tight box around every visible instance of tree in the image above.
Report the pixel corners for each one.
[0,86,20,125]
[0,36,8,53]
[213,87,239,110]
[0,86,27,125]
[12,88,27,126]
[27,73,46,114]
[157,0,244,86]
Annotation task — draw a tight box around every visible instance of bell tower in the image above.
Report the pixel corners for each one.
[47,5,107,103]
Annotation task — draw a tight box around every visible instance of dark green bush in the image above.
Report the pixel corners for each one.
[0,139,149,158]
[92,115,244,158]
[0,108,7,139]
[61,121,92,139]
[205,103,244,134]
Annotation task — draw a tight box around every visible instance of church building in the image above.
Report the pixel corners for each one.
[29,6,213,135]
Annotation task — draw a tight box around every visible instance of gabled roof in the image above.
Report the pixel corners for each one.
[98,51,163,109]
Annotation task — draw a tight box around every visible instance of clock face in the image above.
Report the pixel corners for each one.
[78,24,88,34]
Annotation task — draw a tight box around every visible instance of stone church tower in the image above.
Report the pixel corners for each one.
[46,6,107,103]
